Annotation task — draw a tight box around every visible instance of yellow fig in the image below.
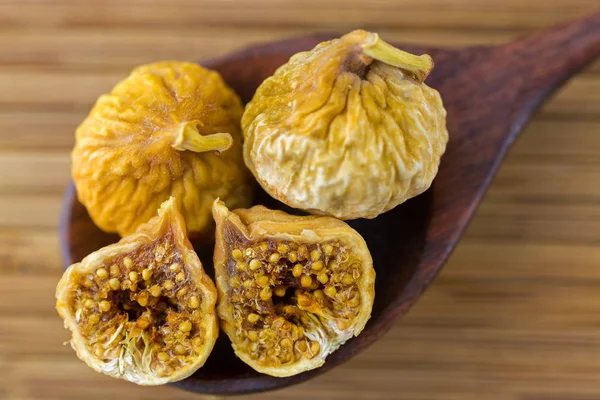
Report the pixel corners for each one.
[73,61,252,236]
[242,31,448,220]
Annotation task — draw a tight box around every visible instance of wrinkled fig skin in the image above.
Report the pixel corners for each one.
[56,198,219,385]
[212,199,375,377]
[73,61,252,237]
[242,30,448,220]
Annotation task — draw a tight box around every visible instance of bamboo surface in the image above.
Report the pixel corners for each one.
[2,1,600,399]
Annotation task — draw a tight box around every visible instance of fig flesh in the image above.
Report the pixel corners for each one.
[56,198,218,385]
[212,200,375,377]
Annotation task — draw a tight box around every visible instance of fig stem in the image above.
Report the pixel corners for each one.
[361,35,433,82]
[171,122,233,153]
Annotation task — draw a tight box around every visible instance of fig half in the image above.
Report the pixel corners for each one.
[213,200,375,377]
[56,198,218,385]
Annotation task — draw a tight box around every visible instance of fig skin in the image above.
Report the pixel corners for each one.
[242,30,448,220]
[73,61,252,237]
[212,199,375,377]
[56,197,219,385]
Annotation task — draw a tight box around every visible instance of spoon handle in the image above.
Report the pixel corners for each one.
[434,9,600,164]
[425,9,600,251]
[500,9,600,107]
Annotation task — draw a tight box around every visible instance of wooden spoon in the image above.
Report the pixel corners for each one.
[59,10,600,395]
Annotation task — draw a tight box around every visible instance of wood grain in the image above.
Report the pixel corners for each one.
[59,10,600,393]
[2,68,600,116]
[3,0,599,30]
[4,27,600,72]
[2,0,600,399]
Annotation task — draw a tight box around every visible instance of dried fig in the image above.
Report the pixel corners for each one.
[73,61,252,237]
[212,200,375,377]
[56,197,218,385]
[242,30,448,220]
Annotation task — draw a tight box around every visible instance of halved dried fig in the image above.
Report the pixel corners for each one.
[242,30,448,220]
[73,61,252,237]
[56,197,218,385]
[212,200,375,377]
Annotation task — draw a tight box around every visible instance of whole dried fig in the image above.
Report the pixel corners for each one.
[242,30,448,220]
[212,199,375,377]
[56,197,218,385]
[73,61,251,237]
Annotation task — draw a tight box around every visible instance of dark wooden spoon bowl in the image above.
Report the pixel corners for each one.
[60,10,600,395]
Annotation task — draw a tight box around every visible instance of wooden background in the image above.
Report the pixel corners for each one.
[2,1,600,399]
